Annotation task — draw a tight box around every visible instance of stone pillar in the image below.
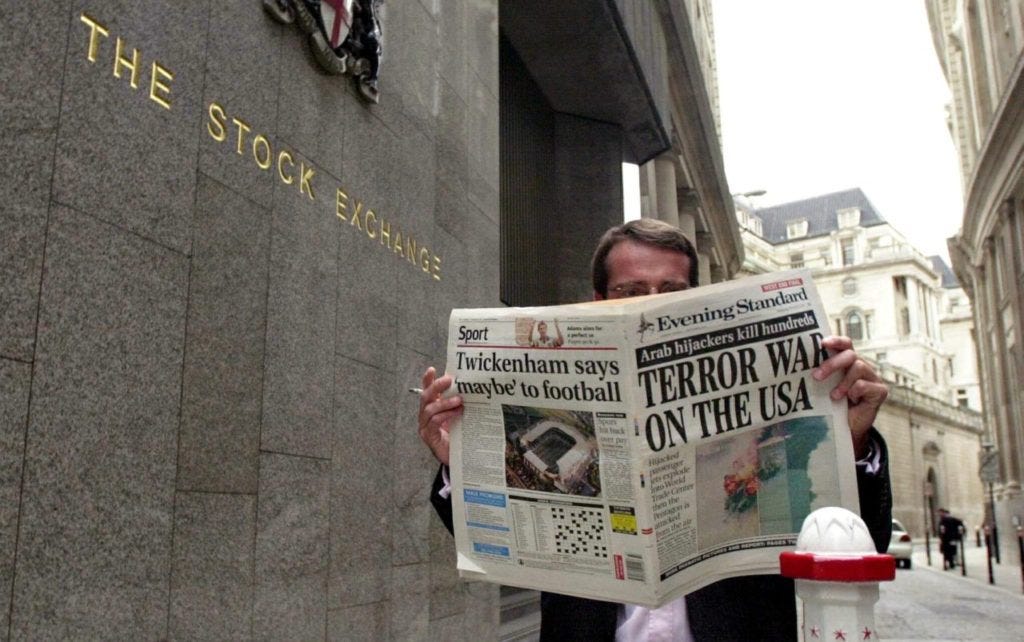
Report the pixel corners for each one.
[906,277,921,335]
[981,239,1015,496]
[653,153,679,227]
[695,232,712,287]
[678,212,697,245]
[709,264,726,284]
[638,162,658,219]
[677,188,699,246]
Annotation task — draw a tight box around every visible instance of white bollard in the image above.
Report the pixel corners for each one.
[780,507,895,641]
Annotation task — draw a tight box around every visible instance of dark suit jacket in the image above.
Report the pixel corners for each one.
[431,429,892,641]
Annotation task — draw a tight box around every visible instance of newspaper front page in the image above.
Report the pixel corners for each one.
[445,269,860,607]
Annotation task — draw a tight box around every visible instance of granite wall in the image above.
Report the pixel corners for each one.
[0,0,500,639]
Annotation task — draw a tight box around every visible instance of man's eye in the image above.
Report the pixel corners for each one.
[660,282,688,293]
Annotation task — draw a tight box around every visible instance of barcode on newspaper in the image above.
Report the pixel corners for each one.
[625,555,644,581]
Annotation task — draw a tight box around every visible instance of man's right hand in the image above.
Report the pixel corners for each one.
[418,367,463,466]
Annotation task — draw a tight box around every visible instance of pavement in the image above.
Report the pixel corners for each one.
[910,537,1024,596]
[873,538,1024,641]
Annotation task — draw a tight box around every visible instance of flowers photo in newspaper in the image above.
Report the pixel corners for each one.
[695,416,839,554]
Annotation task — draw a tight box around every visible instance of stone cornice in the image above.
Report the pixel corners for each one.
[887,384,984,433]
[652,0,743,278]
[962,53,1024,260]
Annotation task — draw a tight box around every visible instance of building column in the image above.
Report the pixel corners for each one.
[695,232,712,287]
[638,162,658,219]
[925,284,940,341]
[1000,203,1024,494]
[677,187,698,247]
[709,264,726,283]
[982,239,1018,496]
[973,264,998,443]
[906,276,921,336]
[652,153,679,227]
[678,212,697,245]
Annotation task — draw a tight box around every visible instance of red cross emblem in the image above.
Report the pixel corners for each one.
[320,0,353,48]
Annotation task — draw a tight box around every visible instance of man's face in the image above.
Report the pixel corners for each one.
[538,322,548,337]
[594,239,692,301]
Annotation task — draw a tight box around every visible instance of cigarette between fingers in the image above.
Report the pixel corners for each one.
[409,387,424,394]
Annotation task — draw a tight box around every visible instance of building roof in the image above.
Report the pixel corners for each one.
[929,255,960,288]
[752,188,888,244]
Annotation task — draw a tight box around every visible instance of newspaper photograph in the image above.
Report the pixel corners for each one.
[445,269,860,607]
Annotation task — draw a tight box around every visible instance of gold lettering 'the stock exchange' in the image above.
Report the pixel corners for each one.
[207,102,315,200]
[207,102,442,281]
[336,188,441,280]
[80,13,174,109]
[76,10,444,283]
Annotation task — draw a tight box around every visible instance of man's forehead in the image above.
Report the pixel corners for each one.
[606,239,691,281]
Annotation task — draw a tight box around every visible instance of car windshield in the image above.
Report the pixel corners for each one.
[892,521,906,533]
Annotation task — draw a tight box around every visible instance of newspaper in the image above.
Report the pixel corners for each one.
[445,269,860,607]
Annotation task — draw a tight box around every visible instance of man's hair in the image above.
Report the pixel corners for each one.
[591,219,699,296]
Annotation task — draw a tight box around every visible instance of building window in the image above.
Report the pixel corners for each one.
[750,217,762,236]
[956,388,968,407]
[893,276,907,295]
[790,252,804,268]
[842,277,857,296]
[841,238,855,266]
[837,207,861,228]
[847,311,863,340]
[787,219,808,239]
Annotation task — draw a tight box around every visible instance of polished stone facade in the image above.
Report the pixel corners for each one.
[1,1,738,639]
[1,1,499,639]
[928,0,1024,568]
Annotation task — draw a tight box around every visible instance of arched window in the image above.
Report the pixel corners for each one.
[846,311,863,340]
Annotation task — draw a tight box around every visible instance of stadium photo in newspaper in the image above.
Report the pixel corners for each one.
[502,405,601,497]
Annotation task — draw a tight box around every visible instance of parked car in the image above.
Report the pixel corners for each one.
[889,519,913,568]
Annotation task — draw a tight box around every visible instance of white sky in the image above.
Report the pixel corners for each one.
[712,0,965,263]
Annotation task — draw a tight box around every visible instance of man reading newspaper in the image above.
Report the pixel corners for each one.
[417,219,892,641]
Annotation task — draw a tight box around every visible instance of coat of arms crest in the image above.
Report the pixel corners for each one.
[263,0,382,103]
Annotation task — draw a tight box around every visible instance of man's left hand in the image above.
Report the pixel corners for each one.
[813,335,888,459]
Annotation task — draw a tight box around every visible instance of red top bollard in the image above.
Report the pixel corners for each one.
[781,507,895,640]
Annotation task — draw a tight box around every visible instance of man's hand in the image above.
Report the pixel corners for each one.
[812,336,888,459]
[417,367,464,466]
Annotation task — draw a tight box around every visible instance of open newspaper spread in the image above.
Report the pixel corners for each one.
[445,269,860,607]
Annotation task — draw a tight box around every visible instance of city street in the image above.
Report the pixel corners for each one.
[875,543,1024,641]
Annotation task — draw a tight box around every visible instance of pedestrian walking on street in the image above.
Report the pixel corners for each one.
[938,508,964,570]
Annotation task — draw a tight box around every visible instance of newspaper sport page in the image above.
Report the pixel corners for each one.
[444,269,860,607]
